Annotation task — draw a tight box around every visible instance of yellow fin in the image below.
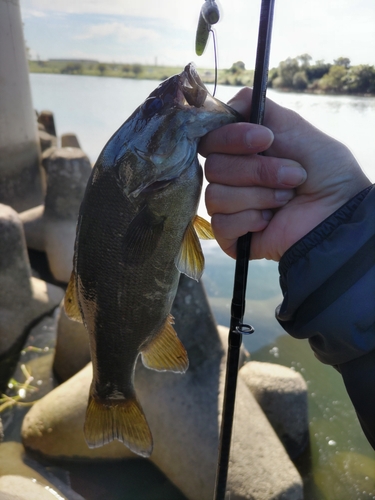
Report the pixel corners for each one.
[193,215,214,239]
[141,315,189,373]
[64,271,83,323]
[176,221,205,281]
[84,394,153,457]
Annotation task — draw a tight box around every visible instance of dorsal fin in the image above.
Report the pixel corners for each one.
[193,215,214,239]
[64,271,83,323]
[175,221,205,281]
[141,314,189,373]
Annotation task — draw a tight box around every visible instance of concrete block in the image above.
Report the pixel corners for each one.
[240,361,309,459]
[19,147,92,282]
[0,204,64,357]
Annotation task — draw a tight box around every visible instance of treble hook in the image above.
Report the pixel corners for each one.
[195,0,220,95]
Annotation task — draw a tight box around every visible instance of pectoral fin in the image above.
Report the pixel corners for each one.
[141,314,189,373]
[175,221,205,281]
[84,393,153,457]
[64,271,83,323]
[193,215,214,239]
[123,206,165,264]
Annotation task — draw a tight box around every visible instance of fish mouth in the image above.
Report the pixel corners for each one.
[178,63,240,116]
[179,63,208,108]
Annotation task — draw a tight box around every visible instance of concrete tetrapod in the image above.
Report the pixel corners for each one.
[20,147,92,282]
[0,0,44,212]
[0,442,84,500]
[22,276,303,500]
[0,204,64,358]
[240,361,309,459]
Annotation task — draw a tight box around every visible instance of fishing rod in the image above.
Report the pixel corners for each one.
[195,0,276,498]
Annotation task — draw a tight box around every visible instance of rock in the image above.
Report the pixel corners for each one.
[0,0,44,212]
[0,442,84,500]
[22,276,303,499]
[239,361,309,459]
[37,111,56,137]
[19,147,92,282]
[0,476,62,500]
[38,130,57,153]
[53,301,91,382]
[17,205,45,252]
[61,133,80,149]
[0,204,64,357]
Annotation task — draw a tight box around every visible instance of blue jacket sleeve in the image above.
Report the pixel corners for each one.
[276,184,375,364]
[276,184,375,448]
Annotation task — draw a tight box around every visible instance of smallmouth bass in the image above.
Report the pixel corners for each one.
[64,63,239,457]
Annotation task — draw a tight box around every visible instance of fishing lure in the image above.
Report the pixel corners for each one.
[195,0,220,94]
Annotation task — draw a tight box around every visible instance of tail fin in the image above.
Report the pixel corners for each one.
[83,394,153,457]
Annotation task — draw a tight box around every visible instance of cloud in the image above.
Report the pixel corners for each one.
[26,9,47,17]
[75,22,161,43]
[21,0,204,22]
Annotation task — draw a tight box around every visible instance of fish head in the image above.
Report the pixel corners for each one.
[102,63,241,199]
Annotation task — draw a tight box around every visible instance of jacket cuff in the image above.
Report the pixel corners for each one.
[276,185,375,365]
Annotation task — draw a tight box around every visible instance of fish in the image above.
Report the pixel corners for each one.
[64,63,239,457]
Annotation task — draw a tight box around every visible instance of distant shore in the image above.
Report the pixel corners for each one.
[28,60,254,87]
[28,59,375,96]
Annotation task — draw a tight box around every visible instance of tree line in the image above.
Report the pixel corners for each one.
[267,54,375,94]
[30,56,375,95]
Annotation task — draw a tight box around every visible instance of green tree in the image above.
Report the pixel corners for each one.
[346,65,375,94]
[318,65,348,92]
[292,70,308,90]
[297,53,312,68]
[334,57,351,69]
[272,57,299,88]
[97,63,106,75]
[132,63,142,76]
[306,60,331,81]
[61,63,82,74]
[230,61,246,74]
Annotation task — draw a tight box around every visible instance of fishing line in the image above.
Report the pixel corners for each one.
[213,1,275,499]
[211,28,218,96]
[195,0,220,96]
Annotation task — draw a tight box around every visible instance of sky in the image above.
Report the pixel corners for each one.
[20,0,375,70]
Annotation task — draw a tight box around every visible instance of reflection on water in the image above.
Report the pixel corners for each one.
[252,336,375,499]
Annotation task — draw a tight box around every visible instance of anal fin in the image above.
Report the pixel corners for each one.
[84,394,153,458]
[141,314,189,373]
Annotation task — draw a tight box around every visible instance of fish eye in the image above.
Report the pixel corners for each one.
[142,97,163,115]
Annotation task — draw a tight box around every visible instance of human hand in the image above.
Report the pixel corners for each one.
[199,87,371,260]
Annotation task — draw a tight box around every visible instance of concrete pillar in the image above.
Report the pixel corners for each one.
[0,0,44,212]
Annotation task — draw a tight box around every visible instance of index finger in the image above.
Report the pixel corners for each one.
[198,122,274,157]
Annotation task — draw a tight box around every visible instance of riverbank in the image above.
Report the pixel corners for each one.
[28,59,254,87]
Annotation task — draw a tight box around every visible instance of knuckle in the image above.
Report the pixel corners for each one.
[205,184,219,215]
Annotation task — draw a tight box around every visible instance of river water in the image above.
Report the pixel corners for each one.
[25,73,375,499]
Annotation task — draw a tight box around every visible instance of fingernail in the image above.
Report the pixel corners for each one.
[262,209,273,221]
[275,189,294,202]
[278,165,307,186]
[245,128,274,149]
